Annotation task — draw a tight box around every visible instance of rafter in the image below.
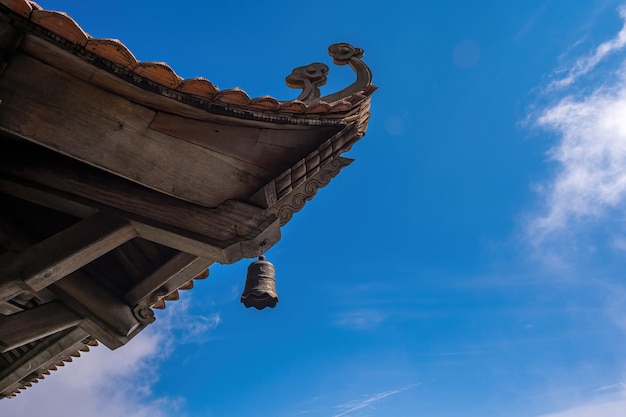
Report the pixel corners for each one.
[0,301,82,352]
[0,213,136,302]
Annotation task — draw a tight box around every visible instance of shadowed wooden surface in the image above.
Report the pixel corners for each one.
[0,0,375,399]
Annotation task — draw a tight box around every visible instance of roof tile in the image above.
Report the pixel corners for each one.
[280,100,308,114]
[177,77,218,98]
[2,0,374,118]
[133,62,182,89]
[31,10,88,46]
[85,38,138,68]
[0,0,32,17]
[214,88,251,106]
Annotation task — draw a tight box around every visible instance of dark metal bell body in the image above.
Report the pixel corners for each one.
[241,256,278,309]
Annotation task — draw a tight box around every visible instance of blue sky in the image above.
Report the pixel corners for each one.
[4,0,626,416]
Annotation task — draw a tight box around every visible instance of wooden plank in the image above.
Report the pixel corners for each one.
[0,213,136,302]
[149,112,338,176]
[0,301,22,315]
[124,252,211,306]
[0,53,268,207]
[0,301,82,352]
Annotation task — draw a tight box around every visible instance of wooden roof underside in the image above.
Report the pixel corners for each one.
[0,0,375,399]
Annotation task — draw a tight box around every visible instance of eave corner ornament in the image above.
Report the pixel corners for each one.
[286,42,375,104]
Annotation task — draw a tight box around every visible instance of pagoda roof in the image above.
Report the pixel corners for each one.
[0,0,376,399]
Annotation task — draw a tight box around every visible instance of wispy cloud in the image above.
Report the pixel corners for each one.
[529,6,626,240]
[334,309,386,330]
[525,7,626,416]
[535,397,626,417]
[548,6,626,90]
[332,384,418,417]
[160,298,222,343]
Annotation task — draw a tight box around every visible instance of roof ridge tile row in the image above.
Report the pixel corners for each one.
[1,0,375,117]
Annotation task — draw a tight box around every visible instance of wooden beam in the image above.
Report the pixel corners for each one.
[0,327,89,397]
[52,270,142,348]
[0,176,279,266]
[0,178,98,219]
[0,301,82,353]
[0,213,136,302]
[132,222,227,261]
[0,301,22,315]
[224,215,282,263]
[125,252,211,307]
[0,141,270,244]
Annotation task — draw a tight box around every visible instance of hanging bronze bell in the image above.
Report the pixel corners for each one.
[241,255,278,309]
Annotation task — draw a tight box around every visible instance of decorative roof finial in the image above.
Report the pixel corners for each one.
[286,42,373,105]
[286,63,329,102]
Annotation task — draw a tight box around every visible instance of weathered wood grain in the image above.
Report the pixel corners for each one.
[0,173,277,265]
[0,54,267,207]
[0,301,82,352]
[0,141,270,244]
[124,252,210,306]
[0,213,136,303]
[52,271,141,341]
[150,112,341,178]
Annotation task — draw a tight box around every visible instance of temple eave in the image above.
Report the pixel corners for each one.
[0,0,376,399]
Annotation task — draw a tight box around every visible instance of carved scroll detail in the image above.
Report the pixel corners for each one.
[322,43,373,104]
[132,305,155,324]
[286,63,329,102]
[274,157,351,226]
[286,43,373,105]
[131,287,168,324]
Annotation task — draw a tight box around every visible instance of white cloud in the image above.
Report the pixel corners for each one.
[526,7,626,417]
[0,298,221,416]
[530,7,626,239]
[0,329,179,417]
[332,385,417,417]
[533,79,626,234]
[548,6,626,90]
